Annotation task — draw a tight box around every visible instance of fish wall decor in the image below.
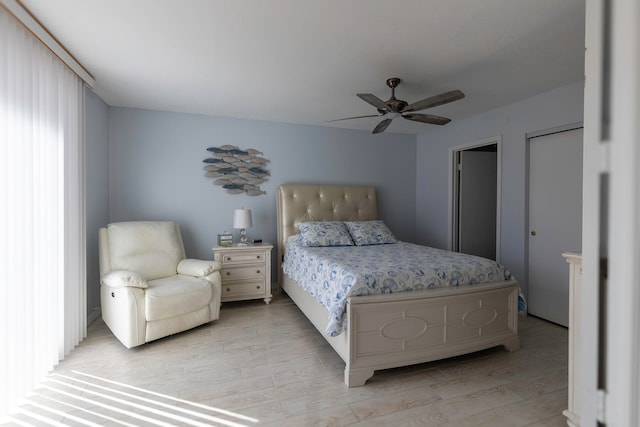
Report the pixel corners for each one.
[203,145,269,195]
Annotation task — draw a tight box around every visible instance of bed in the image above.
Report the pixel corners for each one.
[277,183,520,387]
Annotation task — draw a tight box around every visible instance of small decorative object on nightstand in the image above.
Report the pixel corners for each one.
[217,230,233,246]
[213,242,273,304]
[233,208,252,246]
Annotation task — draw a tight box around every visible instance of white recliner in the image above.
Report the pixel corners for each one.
[98,221,222,348]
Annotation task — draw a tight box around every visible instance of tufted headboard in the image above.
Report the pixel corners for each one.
[276,183,378,285]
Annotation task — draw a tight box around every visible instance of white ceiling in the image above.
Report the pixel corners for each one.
[21,0,585,135]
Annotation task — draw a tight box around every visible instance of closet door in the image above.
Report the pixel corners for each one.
[528,128,583,326]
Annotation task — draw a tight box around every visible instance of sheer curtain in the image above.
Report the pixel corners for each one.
[0,6,86,418]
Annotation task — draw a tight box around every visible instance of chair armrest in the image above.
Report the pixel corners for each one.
[102,270,149,289]
[177,259,222,277]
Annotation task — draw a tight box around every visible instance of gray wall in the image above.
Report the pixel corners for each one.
[415,81,584,296]
[106,107,417,282]
[85,88,110,322]
[84,80,583,321]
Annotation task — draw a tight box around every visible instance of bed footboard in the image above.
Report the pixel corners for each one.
[283,274,519,387]
[345,281,520,386]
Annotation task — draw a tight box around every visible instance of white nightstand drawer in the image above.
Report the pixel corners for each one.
[222,281,266,299]
[219,251,265,264]
[221,266,265,281]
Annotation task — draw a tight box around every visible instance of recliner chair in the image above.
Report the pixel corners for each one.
[98,221,222,348]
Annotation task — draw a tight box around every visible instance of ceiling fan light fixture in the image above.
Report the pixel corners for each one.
[384,112,402,119]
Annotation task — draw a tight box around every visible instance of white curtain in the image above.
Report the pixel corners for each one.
[0,6,86,418]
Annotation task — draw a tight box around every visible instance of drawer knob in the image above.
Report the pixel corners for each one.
[256,285,261,289]
[226,272,231,276]
[226,288,230,292]
[256,255,261,259]
[256,270,260,274]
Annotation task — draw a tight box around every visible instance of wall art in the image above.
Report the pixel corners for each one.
[203,145,269,195]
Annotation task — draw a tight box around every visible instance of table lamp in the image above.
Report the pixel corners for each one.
[233,208,252,246]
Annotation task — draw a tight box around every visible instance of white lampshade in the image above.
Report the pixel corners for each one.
[233,208,253,229]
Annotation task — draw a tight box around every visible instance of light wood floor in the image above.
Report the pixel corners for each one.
[5,296,568,426]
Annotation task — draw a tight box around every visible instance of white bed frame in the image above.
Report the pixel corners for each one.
[277,184,520,387]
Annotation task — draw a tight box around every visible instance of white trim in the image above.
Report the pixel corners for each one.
[447,149,457,251]
[87,307,102,326]
[448,135,502,262]
[579,1,606,425]
[605,0,640,425]
[0,0,95,87]
[525,121,584,140]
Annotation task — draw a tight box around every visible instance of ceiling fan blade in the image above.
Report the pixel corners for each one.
[326,114,381,123]
[372,118,393,134]
[357,93,390,111]
[402,90,465,113]
[403,113,451,126]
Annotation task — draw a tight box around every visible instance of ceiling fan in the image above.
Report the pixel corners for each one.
[329,77,465,134]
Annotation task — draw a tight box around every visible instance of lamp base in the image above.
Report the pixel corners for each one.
[238,228,249,246]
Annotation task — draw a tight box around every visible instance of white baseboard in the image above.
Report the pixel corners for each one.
[87,306,101,325]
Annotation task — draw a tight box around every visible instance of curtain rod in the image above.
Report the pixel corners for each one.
[0,0,95,88]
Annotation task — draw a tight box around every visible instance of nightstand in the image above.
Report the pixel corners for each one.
[212,242,273,304]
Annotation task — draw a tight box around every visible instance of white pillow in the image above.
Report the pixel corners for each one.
[102,270,149,288]
[298,221,353,247]
[344,220,397,246]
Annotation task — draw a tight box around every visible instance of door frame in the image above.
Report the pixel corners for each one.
[448,135,502,262]
[595,1,640,424]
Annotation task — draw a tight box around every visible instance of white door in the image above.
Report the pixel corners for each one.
[528,128,583,326]
[459,151,497,260]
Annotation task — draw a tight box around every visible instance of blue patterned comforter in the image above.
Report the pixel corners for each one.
[283,235,514,337]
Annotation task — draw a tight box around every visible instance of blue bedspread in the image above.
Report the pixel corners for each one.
[283,235,514,337]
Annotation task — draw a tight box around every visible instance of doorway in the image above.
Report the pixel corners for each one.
[449,137,501,261]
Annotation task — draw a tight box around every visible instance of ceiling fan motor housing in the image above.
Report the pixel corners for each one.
[384,98,408,113]
[382,77,408,112]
